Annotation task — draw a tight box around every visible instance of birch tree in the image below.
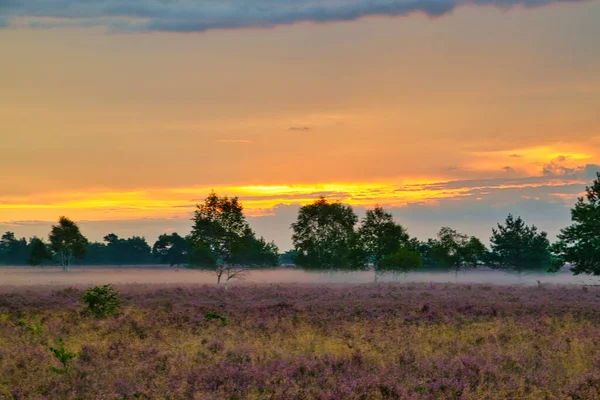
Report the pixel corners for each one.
[48,217,88,271]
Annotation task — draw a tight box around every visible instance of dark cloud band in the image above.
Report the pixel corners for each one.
[0,0,587,33]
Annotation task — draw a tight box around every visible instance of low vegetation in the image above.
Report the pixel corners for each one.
[1,283,600,399]
[80,284,122,319]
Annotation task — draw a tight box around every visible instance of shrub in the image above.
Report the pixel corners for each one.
[204,311,228,324]
[48,338,77,374]
[16,317,43,337]
[81,284,122,318]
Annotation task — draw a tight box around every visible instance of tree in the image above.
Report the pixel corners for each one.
[406,238,431,263]
[428,227,487,276]
[121,236,153,264]
[189,191,276,289]
[0,232,28,265]
[357,206,410,281]
[291,197,359,272]
[235,228,279,268]
[103,234,152,265]
[488,214,552,274]
[84,242,110,265]
[28,237,52,267]
[49,216,88,271]
[379,247,424,278]
[152,233,189,267]
[189,191,247,287]
[187,240,218,270]
[103,233,119,245]
[551,172,600,275]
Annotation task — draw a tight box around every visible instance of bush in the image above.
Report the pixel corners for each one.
[204,311,227,324]
[48,338,77,374]
[81,284,122,318]
[16,317,43,337]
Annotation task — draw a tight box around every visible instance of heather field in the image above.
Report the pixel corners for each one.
[1,283,600,400]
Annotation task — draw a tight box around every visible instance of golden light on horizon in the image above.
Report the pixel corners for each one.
[0,175,588,223]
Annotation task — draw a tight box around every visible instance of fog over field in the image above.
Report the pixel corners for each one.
[0,267,596,289]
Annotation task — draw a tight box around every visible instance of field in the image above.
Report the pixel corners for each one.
[1,283,600,400]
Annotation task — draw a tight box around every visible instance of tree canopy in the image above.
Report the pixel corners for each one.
[552,172,600,275]
[357,206,412,280]
[488,214,552,274]
[189,191,248,268]
[0,232,28,266]
[48,217,89,270]
[28,237,52,267]
[291,197,359,271]
[379,247,424,276]
[236,228,280,268]
[152,233,189,267]
[102,234,153,265]
[427,227,487,274]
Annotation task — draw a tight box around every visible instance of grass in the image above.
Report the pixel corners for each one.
[1,283,600,399]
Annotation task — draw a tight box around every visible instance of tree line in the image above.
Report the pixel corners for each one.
[2,228,166,268]
[2,173,600,283]
[288,198,551,281]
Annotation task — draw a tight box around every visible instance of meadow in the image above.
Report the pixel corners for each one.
[1,282,600,399]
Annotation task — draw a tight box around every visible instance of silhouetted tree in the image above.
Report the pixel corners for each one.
[102,234,152,265]
[235,228,279,268]
[488,214,551,274]
[28,237,52,267]
[103,233,119,245]
[291,197,359,272]
[49,217,88,271]
[153,233,189,267]
[122,236,153,264]
[357,206,410,281]
[551,172,600,275]
[428,227,487,276]
[0,232,28,266]
[84,242,110,265]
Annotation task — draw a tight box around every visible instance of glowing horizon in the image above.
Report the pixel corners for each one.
[0,175,589,222]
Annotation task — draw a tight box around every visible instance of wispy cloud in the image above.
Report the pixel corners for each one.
[215,139,253,143]
[1,163,597,223]
[288,127,312,132]
[0,0,587,33]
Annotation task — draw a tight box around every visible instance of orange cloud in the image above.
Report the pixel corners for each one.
[0,173,589,223]
[464,145,594,175]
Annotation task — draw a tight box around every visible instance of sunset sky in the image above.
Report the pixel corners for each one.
[1,0,599,250]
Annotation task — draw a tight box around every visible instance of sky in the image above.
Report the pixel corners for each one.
[1,0,599,250]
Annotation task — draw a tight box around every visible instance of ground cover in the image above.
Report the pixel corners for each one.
[1,283,599,399]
